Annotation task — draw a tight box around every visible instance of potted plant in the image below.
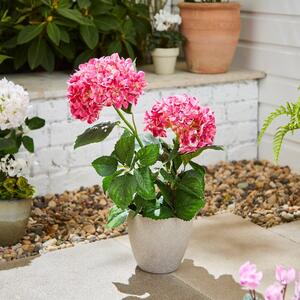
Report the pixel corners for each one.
[0,78,45,246]
[178,0,241,74]
[149,9,184,75]
[68,53,222,273]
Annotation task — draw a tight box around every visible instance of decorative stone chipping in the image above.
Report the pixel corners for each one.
[18,79,259,194]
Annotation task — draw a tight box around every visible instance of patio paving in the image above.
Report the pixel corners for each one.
[0,213,299,300]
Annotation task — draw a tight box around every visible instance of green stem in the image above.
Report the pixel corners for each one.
[114,108,144,148]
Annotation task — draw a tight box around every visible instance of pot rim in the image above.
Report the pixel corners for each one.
[0,198,31,203]
[129,211,193,223]
[178,2,240,9]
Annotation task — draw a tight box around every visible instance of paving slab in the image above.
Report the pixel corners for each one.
[1,213,299,300]
[268,220,300,244]
[0,238,208,300]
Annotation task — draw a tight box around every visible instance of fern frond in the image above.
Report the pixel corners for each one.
[272,125,290,164]
[258,105,289,143]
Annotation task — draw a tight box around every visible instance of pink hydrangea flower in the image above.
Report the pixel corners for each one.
[275,265,296,285]
[67,53,147,123]
[239,261,263,290]
[264,282,284,300]
[144,95,216,153]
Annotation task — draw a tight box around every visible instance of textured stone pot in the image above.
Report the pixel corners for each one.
[0,198,32,246]
[178,2,240,74]
[151,48,179,75]
[127,214,193,274]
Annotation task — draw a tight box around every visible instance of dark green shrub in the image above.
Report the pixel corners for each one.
[0,0,151,73]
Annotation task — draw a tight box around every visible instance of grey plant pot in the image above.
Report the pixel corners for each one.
[127,213,193,274]
[0,198,32,246]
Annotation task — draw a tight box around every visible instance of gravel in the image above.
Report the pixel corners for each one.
[0,160,299,262]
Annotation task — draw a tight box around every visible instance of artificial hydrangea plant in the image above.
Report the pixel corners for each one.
[68,53,222,228]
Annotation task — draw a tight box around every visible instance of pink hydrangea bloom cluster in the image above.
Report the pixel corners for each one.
[144,94,216,153]
[67,53,147,123]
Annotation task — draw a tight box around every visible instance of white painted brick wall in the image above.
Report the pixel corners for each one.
[27,80,259,195]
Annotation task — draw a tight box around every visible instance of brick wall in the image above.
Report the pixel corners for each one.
[22,80,259,195]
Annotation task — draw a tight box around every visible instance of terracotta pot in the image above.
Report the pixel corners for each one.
[178,2,241,74]
[151,48,179,75]
[127,213,193,274]
[0,198,32,246]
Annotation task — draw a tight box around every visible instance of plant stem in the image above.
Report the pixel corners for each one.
[114,108,144,148]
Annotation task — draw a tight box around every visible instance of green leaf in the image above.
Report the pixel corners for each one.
[0,55,11,64]
[25,117,45,130]
[181,145,224,165]
[174,170,205,220]
[137,144,159,167]
[22,136,34,153]
[189,161,206,177]
[17,24,45,44]
[156,179,172,207]
[74,122,118,149]
[134,167,156,200]
[80,25,99,49]
[160,169,175,183]
[57,8,92,25]
[94,15,120,31]
[47,22,61,45]
[142,201,174,220]
[108,174,136,209]
[107,40,122,55]
[114,133,135,166]
[74,49,95,67]
[92,156,118,176]
[28,38,45,69]
[177,170,205,199]
[124,40,135,59]
[106,206,128,229]
[59,28,70,43]
[77,0,91,9]
[41,0,51,6]
[40,43,55,72]
[0,137,17,151]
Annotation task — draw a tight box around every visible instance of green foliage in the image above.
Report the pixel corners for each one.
[0,116,45,157]
[75,119,223,228]
[0,176,34,200]
[0,0,151,73]
[258,95,300,163]
[148,30,184,50]
[74,122,118,149]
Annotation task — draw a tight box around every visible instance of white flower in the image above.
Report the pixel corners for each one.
[0,77,29,130]
[154,10,182,31]
[0,155,28,177]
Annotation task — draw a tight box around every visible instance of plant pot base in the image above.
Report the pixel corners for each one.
[151,48,179,75]
[128,214,193,274]
[0,198,32,246]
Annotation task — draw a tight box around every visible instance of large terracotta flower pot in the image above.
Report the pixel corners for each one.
[0,198,32,246]
[178,2,241,74]
[127,213,193,274]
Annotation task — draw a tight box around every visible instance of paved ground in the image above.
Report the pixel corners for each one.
[0,213,299,300]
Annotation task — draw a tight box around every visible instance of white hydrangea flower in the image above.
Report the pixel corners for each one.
[0,78,29,130]
[154,9,182,32]
[0,155,28,177]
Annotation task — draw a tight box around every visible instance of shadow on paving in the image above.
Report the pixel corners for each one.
[114,259,248,300]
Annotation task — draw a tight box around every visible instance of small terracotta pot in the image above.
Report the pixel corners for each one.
[127,213,193,274]
[178,2,241,74]
[151,48,179,75]
[0,198,32,246]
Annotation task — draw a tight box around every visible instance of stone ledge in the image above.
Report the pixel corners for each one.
[5,62,266,100]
